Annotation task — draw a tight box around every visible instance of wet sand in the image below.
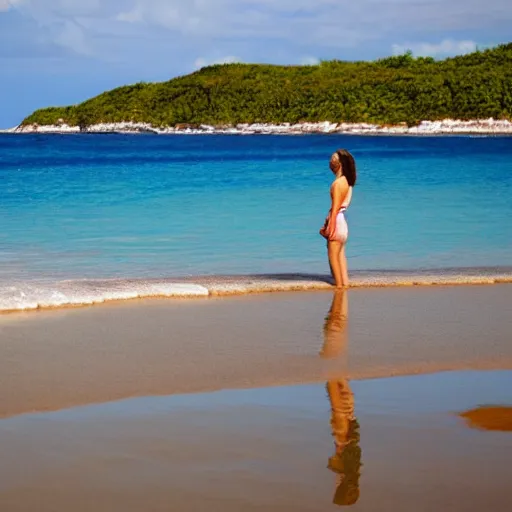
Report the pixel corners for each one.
[1,370,511,512]
[1,285,511,418]
[460,406,512,431]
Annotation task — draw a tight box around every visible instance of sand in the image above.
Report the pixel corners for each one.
[460,406,512,431]
[1,285,511,511]
[1,284,511,419]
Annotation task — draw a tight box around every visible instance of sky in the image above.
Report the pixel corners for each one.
[1,0,511,128]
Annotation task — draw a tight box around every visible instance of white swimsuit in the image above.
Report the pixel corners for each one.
[333,187,352,243]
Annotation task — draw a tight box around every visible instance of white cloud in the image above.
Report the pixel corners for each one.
[117,7,143,23]
[0,0,23,11]
[53,20,91,55]
[3,0,102,18]
[1,0,112,56]
[111,0,512,48]
[194,55,242,69]
[392,39,478,57]
[301,56,320,65]
[2,0,511,62]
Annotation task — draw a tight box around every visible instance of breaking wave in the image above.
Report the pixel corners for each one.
[1,268,511,313]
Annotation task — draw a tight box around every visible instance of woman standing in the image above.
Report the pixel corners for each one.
[320,149,357,288]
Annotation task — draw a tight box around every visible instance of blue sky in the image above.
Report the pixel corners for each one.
[1,0,511,128]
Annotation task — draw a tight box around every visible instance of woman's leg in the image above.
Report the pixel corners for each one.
[328,241,343,288]
[339,244,349,287]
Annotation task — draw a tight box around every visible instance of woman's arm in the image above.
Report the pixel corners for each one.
[327,179,348,240]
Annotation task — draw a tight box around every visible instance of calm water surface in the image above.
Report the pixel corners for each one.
[0,133,511,307]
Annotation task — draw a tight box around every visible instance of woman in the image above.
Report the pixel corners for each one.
[319,149,357,288]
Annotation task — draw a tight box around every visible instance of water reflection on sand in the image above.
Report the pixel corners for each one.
[321,290,362,506]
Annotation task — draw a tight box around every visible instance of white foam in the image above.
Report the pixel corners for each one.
[0,280,209,312]
[1,270,511,313]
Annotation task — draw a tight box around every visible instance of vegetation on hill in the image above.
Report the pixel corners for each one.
[22,43,512,128]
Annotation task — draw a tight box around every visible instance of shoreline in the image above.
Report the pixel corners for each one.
[1,268,511,314]
[4,118,512,136]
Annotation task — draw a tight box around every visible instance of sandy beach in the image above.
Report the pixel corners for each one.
[1,285,511,419]
[1,285,512,511]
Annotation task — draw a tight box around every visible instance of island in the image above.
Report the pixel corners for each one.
[11,43,512,136]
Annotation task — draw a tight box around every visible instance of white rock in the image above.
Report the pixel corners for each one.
[9,118,512,136]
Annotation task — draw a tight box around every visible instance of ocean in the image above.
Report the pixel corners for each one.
[1,133,511,311]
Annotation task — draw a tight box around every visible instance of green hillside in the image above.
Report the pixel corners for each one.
[22,43,512,128]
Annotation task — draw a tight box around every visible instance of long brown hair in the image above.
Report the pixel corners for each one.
[336,149,357,187]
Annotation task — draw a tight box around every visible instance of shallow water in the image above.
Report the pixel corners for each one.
[1,134,511,311]
[1,370,511,512]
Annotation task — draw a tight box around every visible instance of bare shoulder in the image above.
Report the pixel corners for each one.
[330,176,349,193]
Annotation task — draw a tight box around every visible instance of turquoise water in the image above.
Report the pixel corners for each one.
[1,134,511,309]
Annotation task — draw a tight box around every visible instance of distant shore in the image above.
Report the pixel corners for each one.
[4,118,512,136]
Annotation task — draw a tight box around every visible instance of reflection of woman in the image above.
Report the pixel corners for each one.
[321,290,362,506]
[320,289,349,359]
[319,150,357,289]
[326,380,361,507]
